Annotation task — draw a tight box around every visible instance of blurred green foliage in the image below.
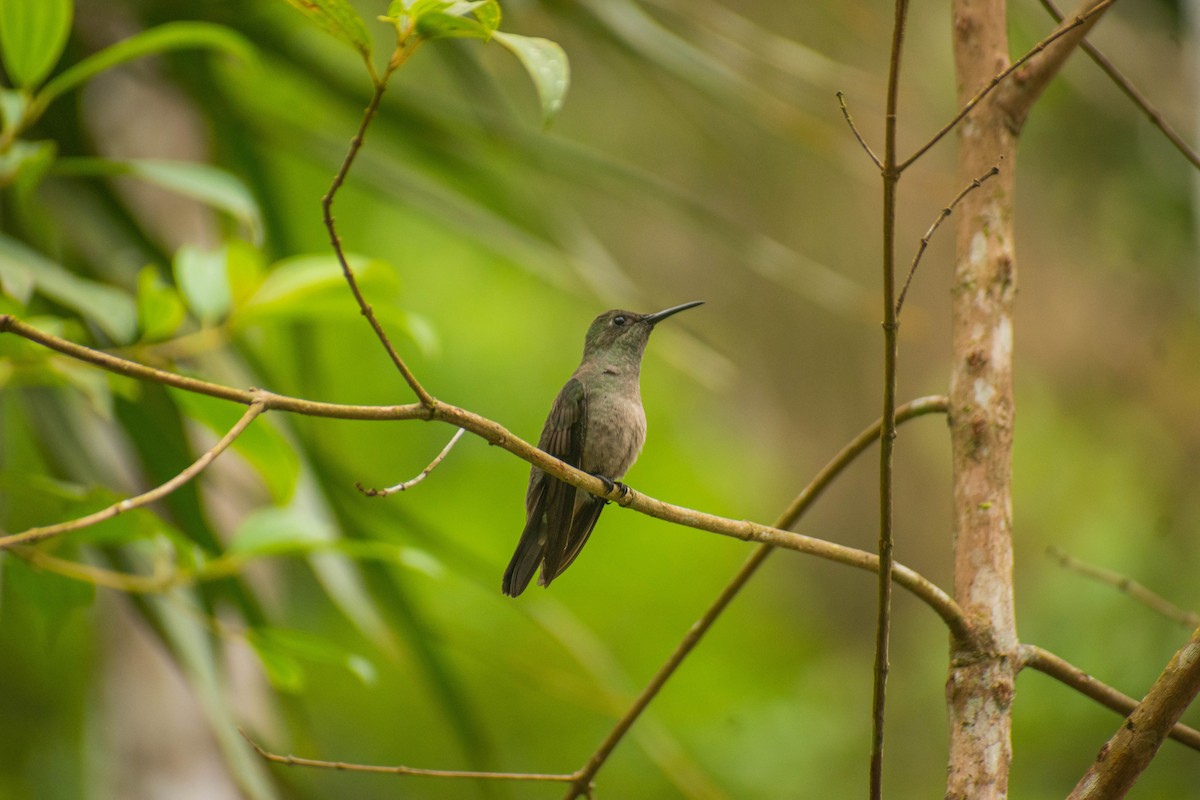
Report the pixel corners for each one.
[0,0,1197,798]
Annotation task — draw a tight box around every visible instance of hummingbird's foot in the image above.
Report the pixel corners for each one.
[613,481,631,500]
[591,473,615,493]
[590,473,623,502]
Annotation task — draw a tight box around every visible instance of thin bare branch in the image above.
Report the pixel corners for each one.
[1067,622,1200,798]
[562,395,957,799]
[12,545,173,592]
[1,315,422,420]
[1047,546,1200,629]
[869,1,911,795]
[358,428,467,496]
[836,91,882,169]
[321,48,436,409]
[895,163,1001,317]
[0,400,266,549]
[241,729,580,784]
[1020,645,1200,752]
[900,0,1118,172]
[1039,0,1200,170]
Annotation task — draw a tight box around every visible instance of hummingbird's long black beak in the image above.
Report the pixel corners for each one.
[644,301,704,326]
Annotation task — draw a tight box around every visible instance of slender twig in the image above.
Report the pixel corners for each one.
[1066,622,1200,798]
[321,44,436,409]
[870,2,910,797]
[836,91,882,169]
[1019,645,1200,751]
[0,400,266,549]
[895,163,1001,317]
[1039,0,1200,170]
[561,395,956,799]
[1047,546,1200,629]
[240,728,580,784]
[358,428,467,496]
[899,0,1118,172]
[12,545,174,592]
[0,315,963,628]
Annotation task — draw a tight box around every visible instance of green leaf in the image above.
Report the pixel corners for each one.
[237,254,393,321]
[0,234,137,342]
[234,254,436,354]
[53,158,263,244]
[248,632,306,693]
[0,87,29,129]
[281,0,372,61]
[248,626,376,693]
[7,139,57,210]
[132,160,263,244]
[32,22,254,119]
[416,11,493,41]
[228,507,325,557]
[492,31,570,126]
[471,0,501,33]
[226,239,266,309]
[173,245,231,325]
[136,266,187,341]
[0,0,73,88]
[0,554,95,647]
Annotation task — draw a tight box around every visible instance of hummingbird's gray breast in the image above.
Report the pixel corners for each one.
[580,376,647,480]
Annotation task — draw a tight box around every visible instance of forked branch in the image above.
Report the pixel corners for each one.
[1039,0,1200,169]
[901,0,1118,171]
[895,163,1001,316]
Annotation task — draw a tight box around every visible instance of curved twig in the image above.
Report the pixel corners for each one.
[0,399,266,549]
[358,428,467,496]
[321,46,435,408]
[1019,644,1200,752]
[895,163,1001,317]
[1047,546,1199,629]
[836,91,882,169]
[240,728,580,784]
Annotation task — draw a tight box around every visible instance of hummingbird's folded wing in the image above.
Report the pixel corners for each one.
[502,378,587,595]
[534,378,590,585]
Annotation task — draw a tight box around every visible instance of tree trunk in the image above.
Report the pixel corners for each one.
[946,1,1020,796]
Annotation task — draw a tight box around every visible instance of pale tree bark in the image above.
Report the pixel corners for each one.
[945,0,1113,796]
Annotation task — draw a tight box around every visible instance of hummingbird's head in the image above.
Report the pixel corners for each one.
[581,301,703,363]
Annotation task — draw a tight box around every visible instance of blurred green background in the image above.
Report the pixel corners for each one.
[1,0,1198,797]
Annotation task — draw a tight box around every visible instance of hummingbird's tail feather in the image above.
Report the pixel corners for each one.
[502,525,543,597]
[543,497,604,584]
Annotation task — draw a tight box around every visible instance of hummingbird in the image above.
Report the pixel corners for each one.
[502,301,703,596]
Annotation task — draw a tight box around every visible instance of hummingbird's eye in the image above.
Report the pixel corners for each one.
[612,315,627,327]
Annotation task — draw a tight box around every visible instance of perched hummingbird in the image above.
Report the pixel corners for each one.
[502,301,704,597]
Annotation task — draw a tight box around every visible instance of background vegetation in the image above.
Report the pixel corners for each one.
[1,0,1197,797]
